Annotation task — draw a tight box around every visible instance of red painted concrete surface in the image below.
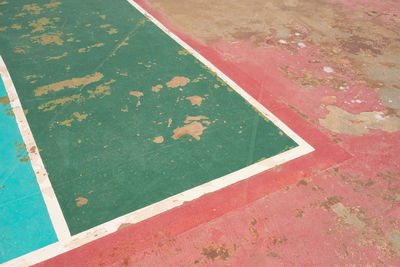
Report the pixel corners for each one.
[39,0,400,265]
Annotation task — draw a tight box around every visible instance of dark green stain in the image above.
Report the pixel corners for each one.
[0,0,297,234]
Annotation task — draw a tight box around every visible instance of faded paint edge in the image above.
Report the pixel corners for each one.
[6,145,311,266]
[0,57,71,243]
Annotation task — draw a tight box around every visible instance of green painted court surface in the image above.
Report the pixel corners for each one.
[0,0,297,235]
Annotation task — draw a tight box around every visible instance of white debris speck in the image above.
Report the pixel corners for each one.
[298,42,306,48]
[388,99,393,103]
[375,113,384,120]
[278,39,287,44]
[355,99,362,103]
[295,32,301,36]
[323,66,334,73]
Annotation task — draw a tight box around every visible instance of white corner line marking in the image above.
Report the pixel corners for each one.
[3,0,314,265]
[0,57,71,243]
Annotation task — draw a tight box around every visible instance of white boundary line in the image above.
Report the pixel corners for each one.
[0,57,71,242]
[2,1,314,265]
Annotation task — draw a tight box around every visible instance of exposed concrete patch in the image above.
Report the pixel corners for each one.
[152,84,163,92]
[88,79,115,98]
[44,2,61,9]
[38,94,84,112]
[35,73,103,96]
[78,43,104,53]
[153,136,164,143]
[75,197,88,207]
[31,32,63,46]
[386,231,400,250]
[46,52,68,61]
[184,115,209,124]
[172,121,207,141]
[319,105,400,135]
[186,95,204,106]
[166,76,190,88]
[130,91,144,107]
[29,17,53,33]
[331,202,366,230]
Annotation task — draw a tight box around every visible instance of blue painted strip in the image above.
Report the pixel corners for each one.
[0,77,57,263]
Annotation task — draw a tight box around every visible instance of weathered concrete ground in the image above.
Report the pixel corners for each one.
[36,0,400,265]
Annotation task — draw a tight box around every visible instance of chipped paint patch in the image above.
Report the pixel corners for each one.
[35,73,103,96]
[186,95,204,106]
[46,52,68,61]
[29,17,53,33]
[184,115,209,123]
[130,90,144,107]
[44,2,61,9]
[320,105,400,135]
[31,32,63,46]
[88,79,115,98]
[331,203,366,230]
[75,197,88,207]
[38,94,84,112]
[22,4,42,15]
[78,43,104,53]
[166,76,190,88]
[172,121,207,140]
[152,84,163,92]
[153,136,164,143]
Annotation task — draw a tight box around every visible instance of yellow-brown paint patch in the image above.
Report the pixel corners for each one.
[38,94,84,111]
[130,91,144,107]
[186,95,204,106]
[107,28,118,35]
[166,76,190,88]
[88,79,115,98]
[153,136,164,143]
[178,49,190,55]
[0,96,10,106]
[184,115,209,123]
[59,118,74,127]
[75,197,88,207]
[35,72,103,96]
[11,24,22,30]
[152,84,163,92]
[46,52,67,60]
[29,17,53,33]
[78,43,104,53]
[22,4,42,15]
[73,112,88,122]
[44,2,61,8]
[31,32,63,46]
[172,121,207,141]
